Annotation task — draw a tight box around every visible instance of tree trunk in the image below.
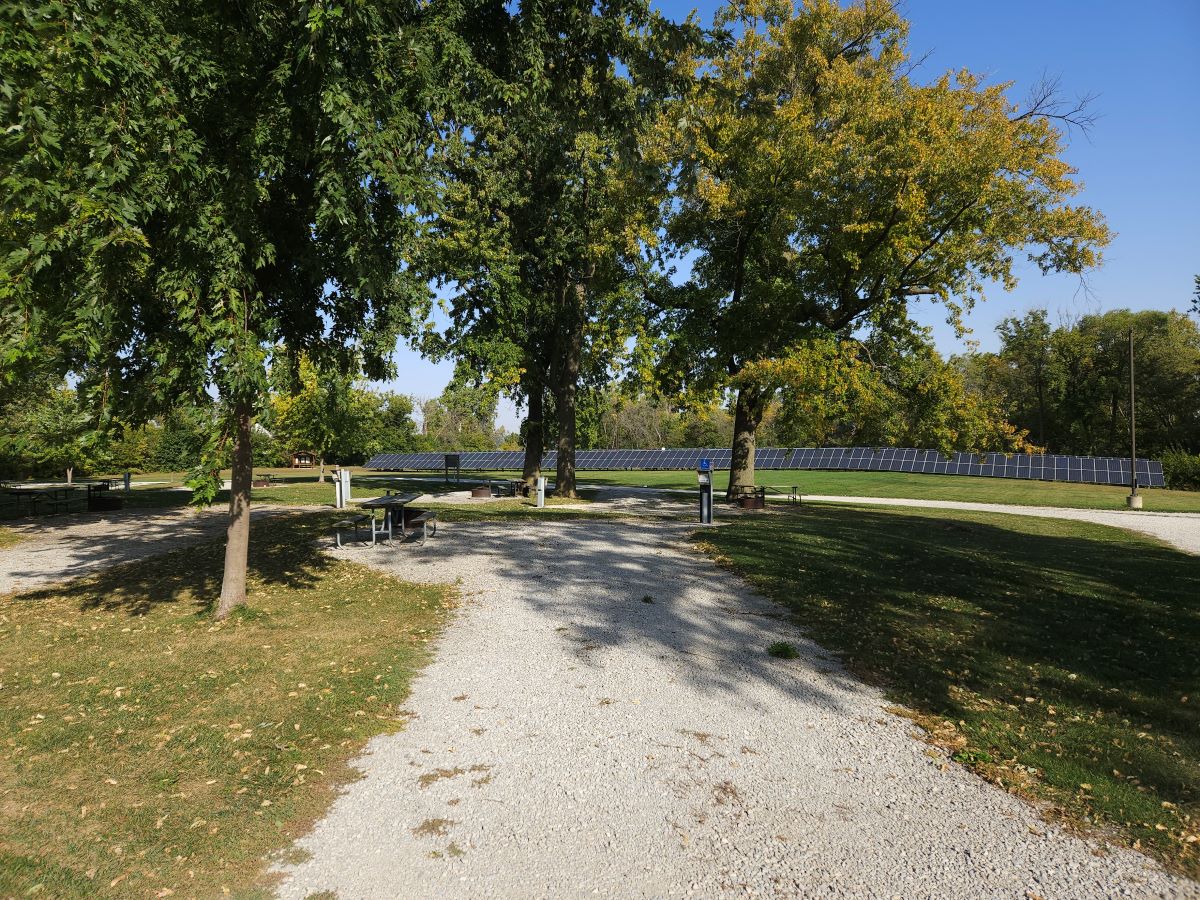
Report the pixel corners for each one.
[727,385,767,501]
[553,280,586,499]
[216,402,253,620]
[522,384,544,488]
[317,457,326,483]
[65,466,73,485]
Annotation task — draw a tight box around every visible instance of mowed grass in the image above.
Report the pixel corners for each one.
[0,528,26,550]
[577,468,1200,512]
[98,467,1200,513]
[0,513,453,898]
[700,505,1200,876]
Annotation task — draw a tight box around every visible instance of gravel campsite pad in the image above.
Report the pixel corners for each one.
[276,519,1197,899]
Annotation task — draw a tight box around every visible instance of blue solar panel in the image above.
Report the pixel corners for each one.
[364,446,1165,486]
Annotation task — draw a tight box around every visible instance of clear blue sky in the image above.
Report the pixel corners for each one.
[378,0,1200,430]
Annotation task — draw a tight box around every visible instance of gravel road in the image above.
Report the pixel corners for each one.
[275,519,1197,899]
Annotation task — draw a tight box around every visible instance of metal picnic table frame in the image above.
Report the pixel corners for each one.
[357,492,421,546]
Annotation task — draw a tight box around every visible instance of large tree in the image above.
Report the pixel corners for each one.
[2,1,442,616]
[420,0,695,496]
[650,0,1110,498]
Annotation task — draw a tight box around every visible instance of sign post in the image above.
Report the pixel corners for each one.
[444,454,461,485]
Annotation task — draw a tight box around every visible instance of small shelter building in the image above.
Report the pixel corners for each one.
[290,451,315,469]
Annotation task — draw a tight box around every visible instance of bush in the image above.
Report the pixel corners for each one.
[1160,448,1200,491]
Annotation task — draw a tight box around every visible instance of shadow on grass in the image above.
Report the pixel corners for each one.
[706,504,1200,871]
[14,512,338,616]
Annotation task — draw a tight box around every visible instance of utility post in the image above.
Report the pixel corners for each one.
[1127,328,1142,509]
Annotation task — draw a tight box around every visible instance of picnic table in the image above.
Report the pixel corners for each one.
[490,479,527,498]
[2,485,83,516]
[358,492,422,545]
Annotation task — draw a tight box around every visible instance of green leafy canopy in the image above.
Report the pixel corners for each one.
[1,0,449,483]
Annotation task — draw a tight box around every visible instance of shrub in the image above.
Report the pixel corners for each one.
[1160,448,1200,491]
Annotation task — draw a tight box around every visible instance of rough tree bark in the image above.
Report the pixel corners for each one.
[726,384,768,501]
[216,402,253,620]
[521,382,544,488]
[553,278,587,499]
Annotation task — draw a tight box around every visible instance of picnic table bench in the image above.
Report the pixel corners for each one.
[406,509,438,544]
[332,513,371,548]
[86,481,123,511]
[728,484,766,509]
[3,486,84,516]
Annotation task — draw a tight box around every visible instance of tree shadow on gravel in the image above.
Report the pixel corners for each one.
[10,511,336,616]
[391,517,857,716]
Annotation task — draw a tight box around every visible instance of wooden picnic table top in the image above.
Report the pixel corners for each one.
[358,493,421,509]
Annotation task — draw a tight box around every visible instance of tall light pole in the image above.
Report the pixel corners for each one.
[1127,328,1142,509]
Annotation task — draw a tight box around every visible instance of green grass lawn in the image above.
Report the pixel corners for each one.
[699,505,1200,876]
[575,468,1200,512]
[87,466,1200,513]
[0,513,453,898]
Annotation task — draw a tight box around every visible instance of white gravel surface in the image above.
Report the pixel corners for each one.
[275,519,1197,899]
[0,505,306,595]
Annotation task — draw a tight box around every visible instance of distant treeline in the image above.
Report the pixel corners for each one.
[0,362,511,481]
[957,309,1199,458]
[4,309,1198,490]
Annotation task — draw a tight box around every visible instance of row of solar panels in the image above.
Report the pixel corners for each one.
[364,447,1164,487]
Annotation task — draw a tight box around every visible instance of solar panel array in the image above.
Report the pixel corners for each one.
[784,448,1163,486]
[364,447,1164,487]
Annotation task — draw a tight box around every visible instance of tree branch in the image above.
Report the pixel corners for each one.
[1012,72,1099,140]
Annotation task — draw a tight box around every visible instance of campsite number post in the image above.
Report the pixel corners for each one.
[698,459,713,525]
